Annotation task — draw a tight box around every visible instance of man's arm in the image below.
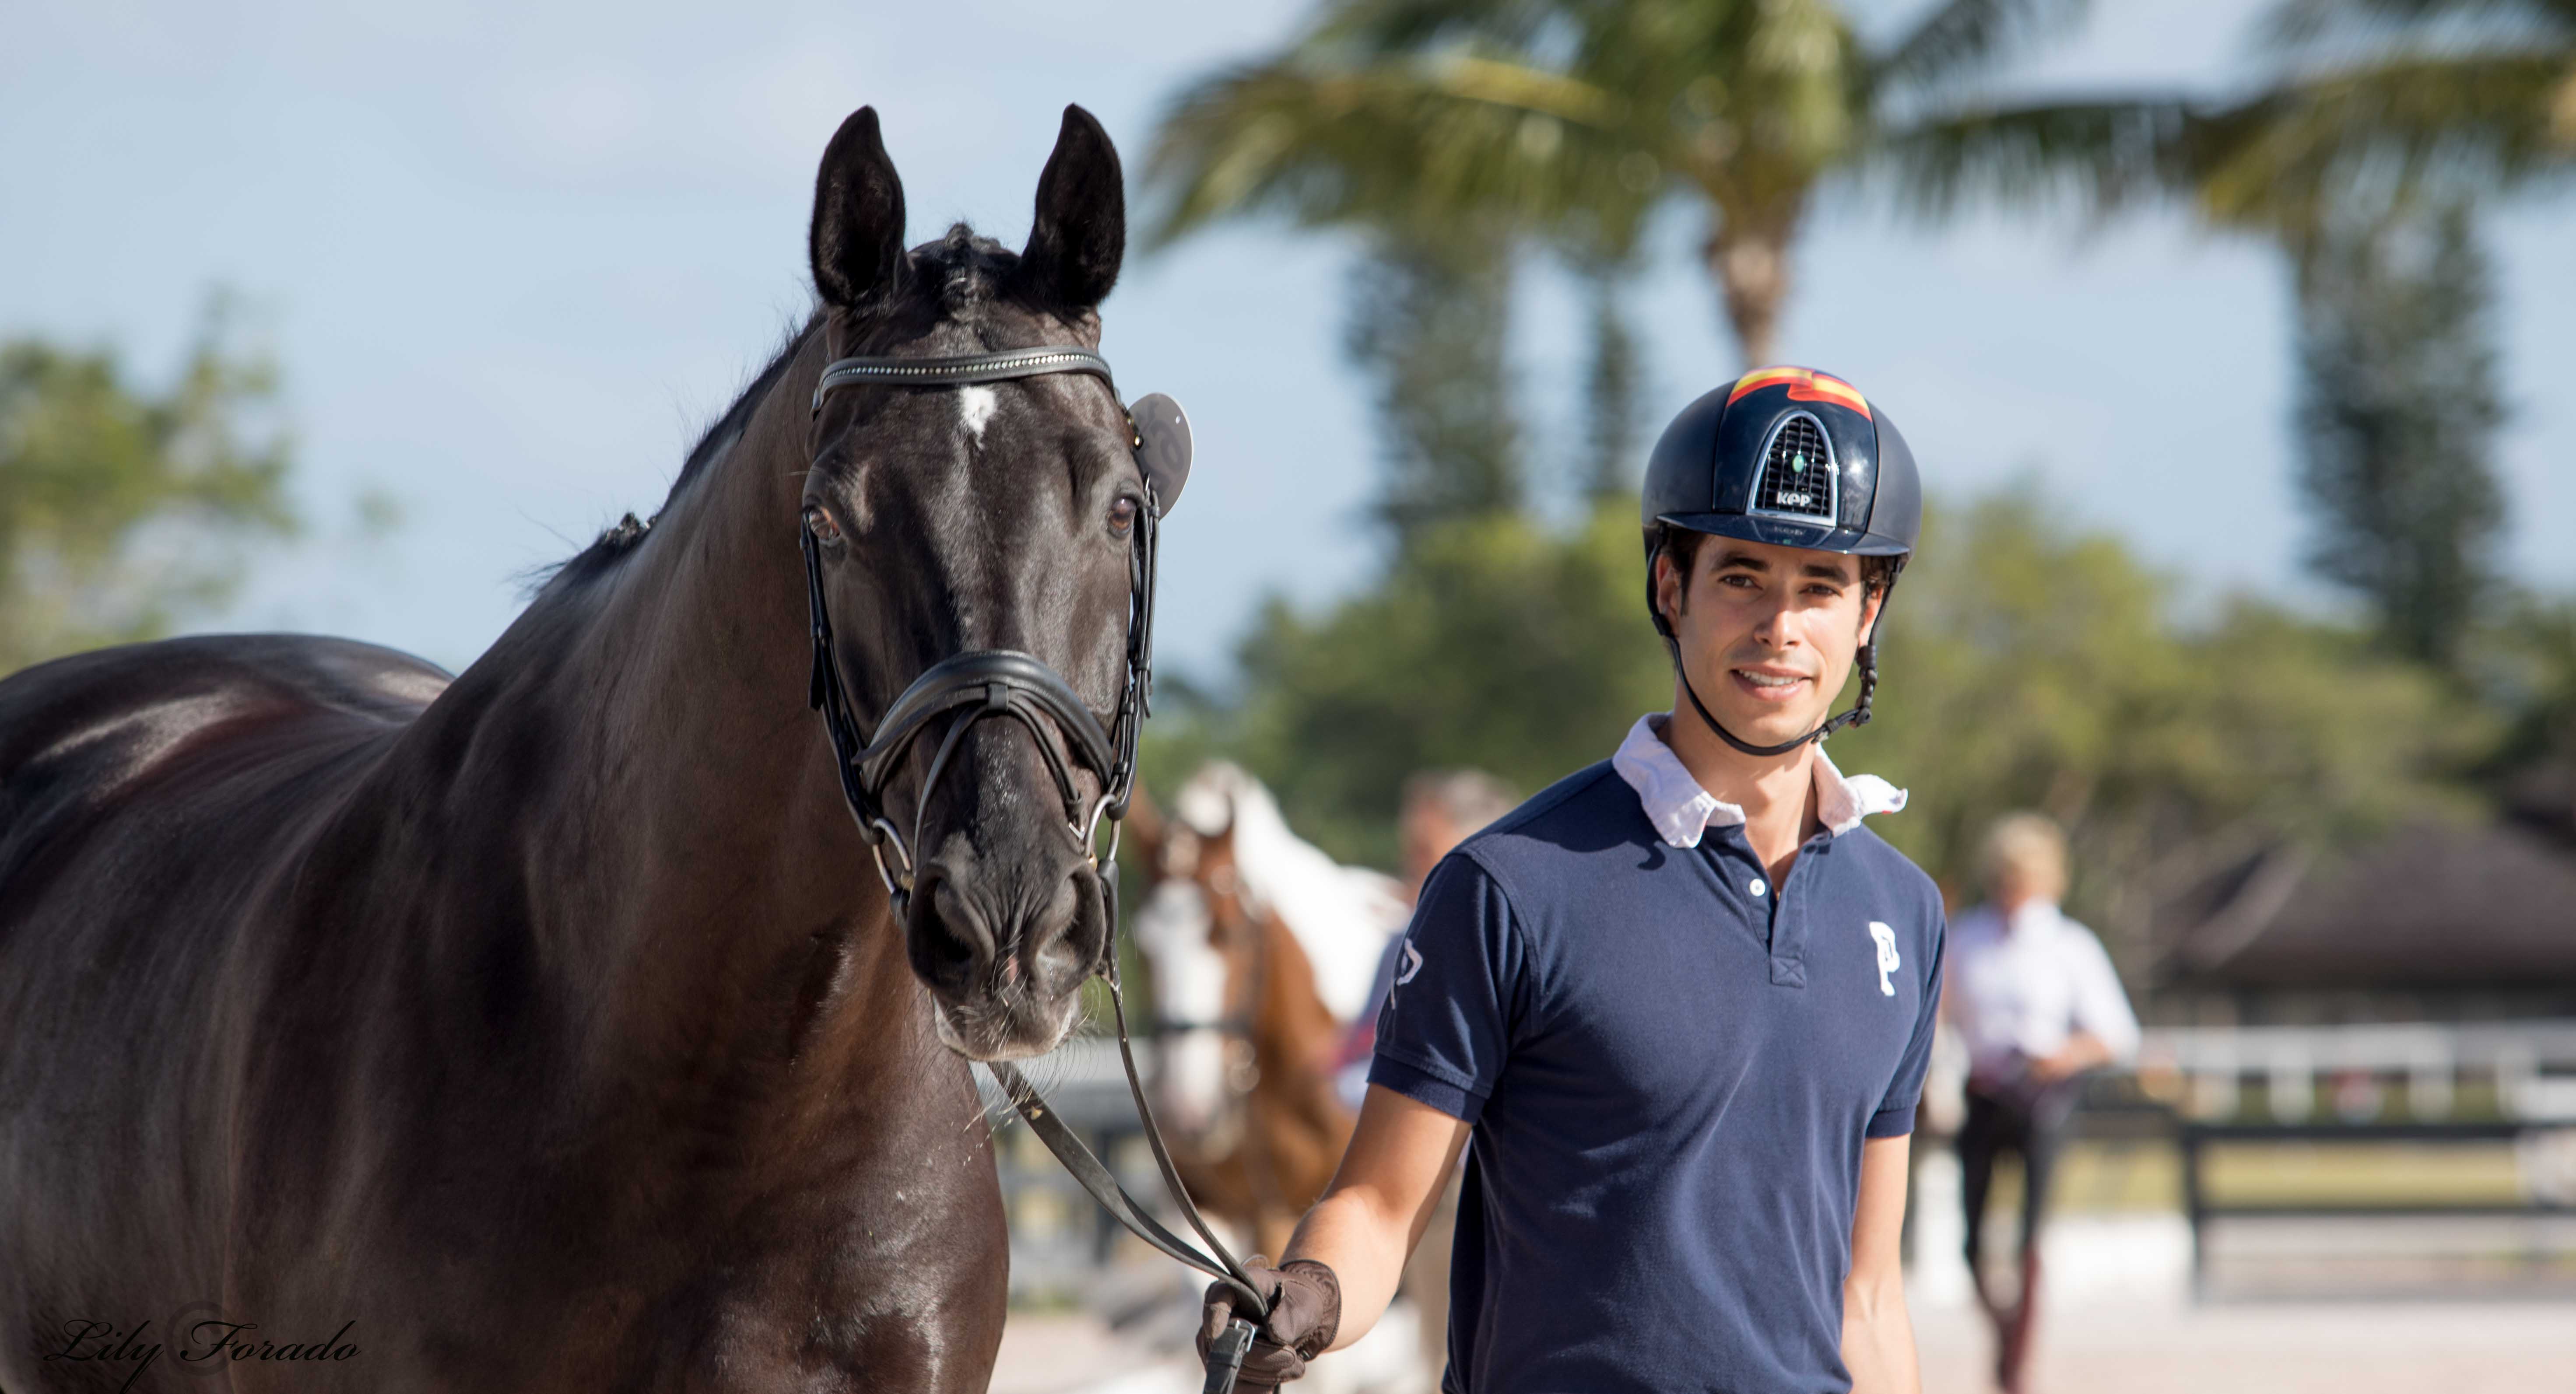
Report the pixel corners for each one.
[1283,1083,1471,1352]
[1840,1133,1921,1394]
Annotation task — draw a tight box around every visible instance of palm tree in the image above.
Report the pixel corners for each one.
[1886,0,2574,242]
[2208,0,2575,227]
[1146,0,2099,369]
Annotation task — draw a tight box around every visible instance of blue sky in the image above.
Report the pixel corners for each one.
[3,0,2568,681]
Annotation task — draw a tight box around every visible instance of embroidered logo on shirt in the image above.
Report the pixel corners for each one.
[1867,922,1899,997]
[1395,942,1424,987]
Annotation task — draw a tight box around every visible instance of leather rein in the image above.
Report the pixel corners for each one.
[801,342,1267,1315]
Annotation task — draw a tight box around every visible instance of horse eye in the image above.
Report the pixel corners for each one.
[805,506,844,546]
[1107,496,1139,535]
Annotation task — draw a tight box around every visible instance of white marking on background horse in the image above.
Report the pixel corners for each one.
[958,386,999,446]
[1169,762,1407,1025]
[1136,876,1232,1135]
[1143,764,1408,1129]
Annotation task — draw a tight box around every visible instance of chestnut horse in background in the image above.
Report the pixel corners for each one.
[1130,762,1407,1257]
[0,105,1155,1393]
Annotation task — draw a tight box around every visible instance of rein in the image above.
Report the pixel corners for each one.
[800,342,1267,1320]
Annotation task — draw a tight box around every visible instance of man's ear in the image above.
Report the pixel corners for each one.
[1857,582,1886,647]
[1653,548,1686,630]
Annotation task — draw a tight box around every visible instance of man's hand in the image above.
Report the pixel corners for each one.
[1198,1257,1341,1389]
[2029,1030,2113,1083]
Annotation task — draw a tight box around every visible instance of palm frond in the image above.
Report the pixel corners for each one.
[1874,96,2198,222]
[2190,51,2576,229]
[1143,54,1662,248]
[2265,0,2573,53]
[1309,0,1566,52]
[1874,0,2097,99]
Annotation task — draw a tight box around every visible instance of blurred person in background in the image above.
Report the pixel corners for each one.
[1943,813,2140,1394]
[1337,770,1523,1101]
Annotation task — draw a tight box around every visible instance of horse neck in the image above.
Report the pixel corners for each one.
[414,327,924,1092]
[1250,912,1341,1091]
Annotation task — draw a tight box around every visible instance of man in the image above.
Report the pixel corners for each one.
[1203,367,1942,1393]
[1942,813,2139,1394]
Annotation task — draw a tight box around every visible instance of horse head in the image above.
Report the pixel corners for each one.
[800,105,1144,1061]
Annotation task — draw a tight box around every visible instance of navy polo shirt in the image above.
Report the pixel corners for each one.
[1368,756,1944,1394]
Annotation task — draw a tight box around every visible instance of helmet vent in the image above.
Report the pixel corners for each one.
[1750,413,1836,522]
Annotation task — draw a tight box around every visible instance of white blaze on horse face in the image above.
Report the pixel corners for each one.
[1136,879,1229,1133]
[958,386,1000,447]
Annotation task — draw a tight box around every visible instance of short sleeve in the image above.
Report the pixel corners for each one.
[2067,925,2142,1063]
[1365,852,1528,1126]
[1867,901,1947,1138]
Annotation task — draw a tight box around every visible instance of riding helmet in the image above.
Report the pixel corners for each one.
[1640,365,1920,564]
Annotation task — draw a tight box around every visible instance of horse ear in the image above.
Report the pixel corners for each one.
[1010,105,1124,311]
[810,107,908,309]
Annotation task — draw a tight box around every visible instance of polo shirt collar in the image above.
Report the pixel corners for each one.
[1611,713,1907,849]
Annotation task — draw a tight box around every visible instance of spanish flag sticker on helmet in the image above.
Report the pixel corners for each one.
[1724,366,1869,418]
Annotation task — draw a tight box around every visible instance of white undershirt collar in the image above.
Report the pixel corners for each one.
[1611,713,1908,849]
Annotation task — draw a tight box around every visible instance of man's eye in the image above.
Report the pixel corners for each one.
[1108,496,1139,534]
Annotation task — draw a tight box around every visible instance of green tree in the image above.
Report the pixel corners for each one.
[2476,590,2576,777]
[1148,0,2100,368]
[1346,227,1529,548]
[2292,201,2504,665]
[1229,498,1668,864]
[0,303,299,674]
[1578,252,1646,501]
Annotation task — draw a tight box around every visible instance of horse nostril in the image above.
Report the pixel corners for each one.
[1024,864,1101,991]
[908,868,992,985]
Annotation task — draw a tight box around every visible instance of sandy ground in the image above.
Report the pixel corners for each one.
[990,1214,2576,1394]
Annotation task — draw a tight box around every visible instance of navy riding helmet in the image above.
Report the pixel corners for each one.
[1641,367,1923,757]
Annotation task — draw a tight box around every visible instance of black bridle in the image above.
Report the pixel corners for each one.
[802,346,1157,911]
[800,343,1271,1340]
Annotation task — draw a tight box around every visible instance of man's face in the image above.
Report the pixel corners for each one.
[1655,536,1882,750]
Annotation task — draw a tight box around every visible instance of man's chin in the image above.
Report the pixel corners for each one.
[1690,698,1828,753]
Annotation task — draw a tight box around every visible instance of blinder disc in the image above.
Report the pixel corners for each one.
[1128,392,1192,517]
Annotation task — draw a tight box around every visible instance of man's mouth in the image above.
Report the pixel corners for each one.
[1730,667,1810,701]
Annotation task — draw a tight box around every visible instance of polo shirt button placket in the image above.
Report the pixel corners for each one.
[1767,835,1828,989]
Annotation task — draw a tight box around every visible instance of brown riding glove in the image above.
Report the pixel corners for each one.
[1197,1256,1341,1390]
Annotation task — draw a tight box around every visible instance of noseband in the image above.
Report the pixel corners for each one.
[801,345,1168,917]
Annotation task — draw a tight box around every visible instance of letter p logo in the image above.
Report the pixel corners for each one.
[1867,922,1899,997]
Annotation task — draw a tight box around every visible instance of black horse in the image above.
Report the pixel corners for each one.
[0,105,1148,1392]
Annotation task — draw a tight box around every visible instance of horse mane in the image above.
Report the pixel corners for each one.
[1172,762,1407,1022]
[530,222,1025,593]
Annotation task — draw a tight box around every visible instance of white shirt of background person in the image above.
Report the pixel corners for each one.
[1943,812,2140,1090]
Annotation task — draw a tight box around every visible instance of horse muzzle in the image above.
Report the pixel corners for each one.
[908,837,1108,1060]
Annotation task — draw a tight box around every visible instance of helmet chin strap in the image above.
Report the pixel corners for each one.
[1675,643,1877,758]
